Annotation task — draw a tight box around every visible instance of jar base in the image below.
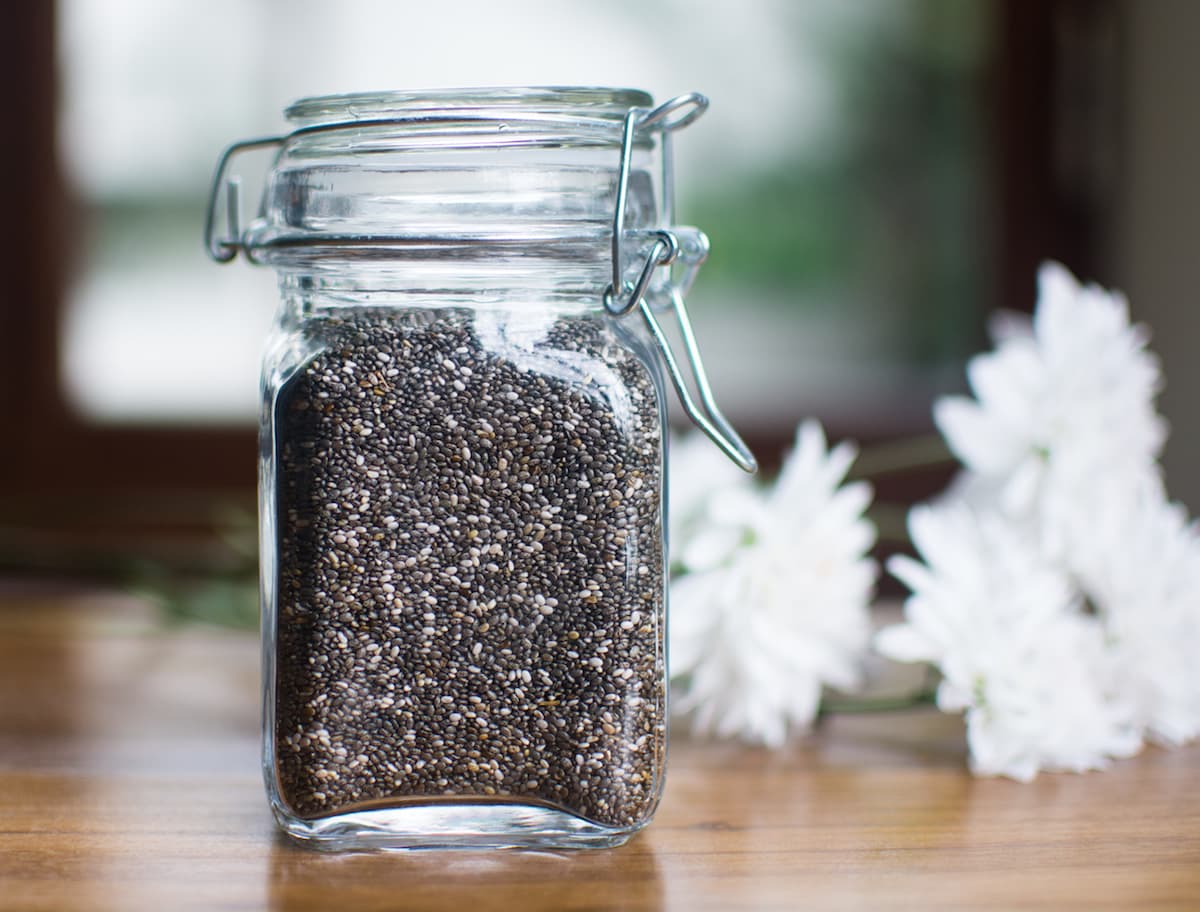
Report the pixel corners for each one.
[273,802,644,851]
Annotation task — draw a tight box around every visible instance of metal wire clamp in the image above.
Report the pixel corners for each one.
[204,135,285,262]
[604,95,757,473]
[204,91,757,473]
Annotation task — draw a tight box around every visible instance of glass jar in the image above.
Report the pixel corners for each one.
[207,87,753,850]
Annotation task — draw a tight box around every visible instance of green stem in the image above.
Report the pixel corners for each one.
[849,432,956,481]
[865,501,914,546]
[818,666,940,716]
[817,688,938,716]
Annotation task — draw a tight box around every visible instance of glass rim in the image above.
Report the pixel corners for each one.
[284,86,655,127]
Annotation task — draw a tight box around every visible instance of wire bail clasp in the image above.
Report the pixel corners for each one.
[204,135,283,263]
[604,94,757,474]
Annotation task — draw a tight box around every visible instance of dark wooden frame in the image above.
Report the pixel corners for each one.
[0,4,254,548]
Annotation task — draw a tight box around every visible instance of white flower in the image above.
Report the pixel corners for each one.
[877,504,1142,781]
[882,261,1200,778]
[934,261,1165,560]
[668,431,756,573]
[1072,488,1200,746]
[670,421,876,747]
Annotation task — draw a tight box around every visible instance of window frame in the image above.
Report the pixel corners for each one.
[1,5,254,511]
[0,1,1117,535]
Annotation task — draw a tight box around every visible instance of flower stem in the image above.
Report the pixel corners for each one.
[818,666,940,716]
[865,502,913,545]
[817,689,937,716]
[849,433,955,481]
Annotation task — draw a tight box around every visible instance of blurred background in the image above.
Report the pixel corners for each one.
[2,0,1198,611]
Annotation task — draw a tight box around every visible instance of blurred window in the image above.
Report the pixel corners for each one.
[2,1,1112,519]
[58,0,993,432]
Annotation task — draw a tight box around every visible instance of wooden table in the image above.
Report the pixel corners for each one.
[1,586,1197,911]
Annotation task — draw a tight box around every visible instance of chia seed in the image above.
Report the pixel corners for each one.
[271,308,665,828]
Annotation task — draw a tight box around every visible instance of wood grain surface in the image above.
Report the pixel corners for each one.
[0,586,1196,911]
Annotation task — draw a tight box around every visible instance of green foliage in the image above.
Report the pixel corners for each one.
[151,576,259,630]
[689,162,858,296]
[684,0,992,365]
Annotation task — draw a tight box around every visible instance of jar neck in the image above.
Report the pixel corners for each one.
[270,238,618,303]
[277,269,655,314]
[243,88,666,285]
